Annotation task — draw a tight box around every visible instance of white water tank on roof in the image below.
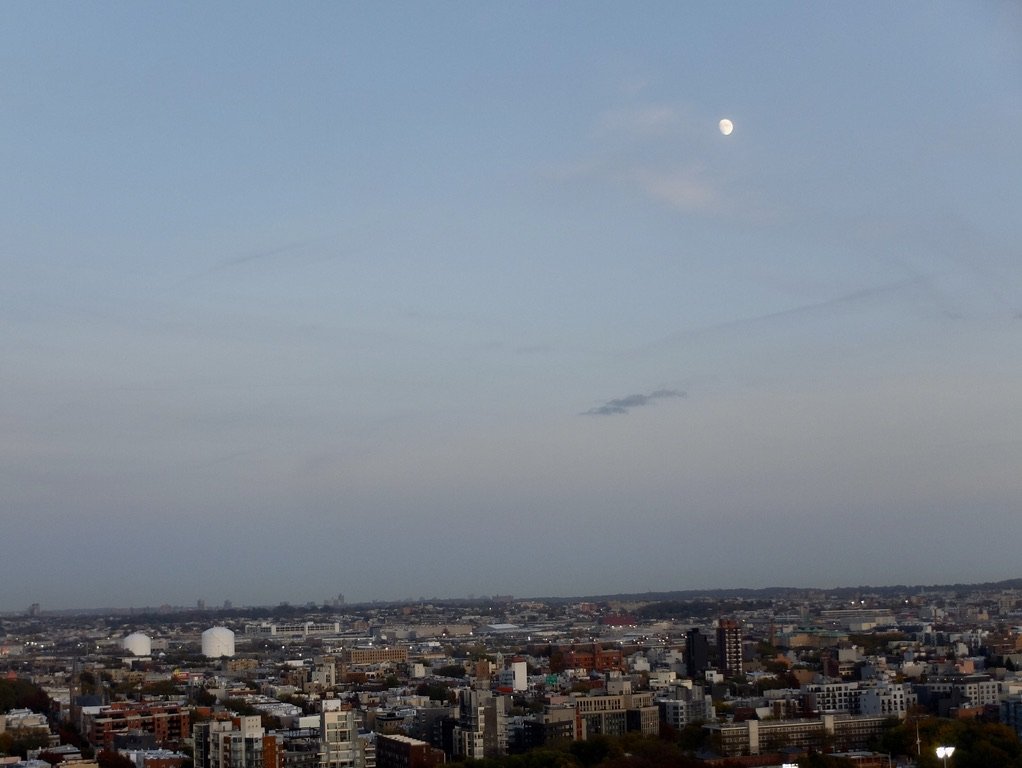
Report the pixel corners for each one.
[201,626,235,658]
[122,632,152,656]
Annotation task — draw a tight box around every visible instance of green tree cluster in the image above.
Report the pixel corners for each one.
[0,679,50,713]
[143,680,184,697]
[415,682,455,702]
[0,730,51,758]
[97,749,137,768]
[462,732,713,768]
[880,717,1022,768]
[435,664,468,679]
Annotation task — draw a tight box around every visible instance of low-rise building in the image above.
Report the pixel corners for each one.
[375,735,444,768]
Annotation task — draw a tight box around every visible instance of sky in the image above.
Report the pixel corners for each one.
[2,2,1021,611]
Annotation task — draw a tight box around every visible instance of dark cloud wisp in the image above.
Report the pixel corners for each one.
[584,388,685,416]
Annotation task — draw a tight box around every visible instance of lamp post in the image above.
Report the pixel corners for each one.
[936,745,955,768]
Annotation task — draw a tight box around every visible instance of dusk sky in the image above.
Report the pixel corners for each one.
[3,2,1021,611]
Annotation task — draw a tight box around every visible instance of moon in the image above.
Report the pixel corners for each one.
[719,118,734,136]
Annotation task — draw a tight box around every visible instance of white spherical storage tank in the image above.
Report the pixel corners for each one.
[122,632,152,656]
[201,626,235,658]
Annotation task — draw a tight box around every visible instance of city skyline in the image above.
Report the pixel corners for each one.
[3,3,1021,611]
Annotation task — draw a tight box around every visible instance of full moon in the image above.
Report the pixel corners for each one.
[719,118,734,136]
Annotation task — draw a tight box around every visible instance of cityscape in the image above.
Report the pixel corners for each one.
[5,4,1021,768]
[4,580,1022,768]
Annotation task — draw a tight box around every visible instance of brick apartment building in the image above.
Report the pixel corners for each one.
[375,735,444,768]
[342,648,409,665]
[84,703,189,752]
[551,645,623,673]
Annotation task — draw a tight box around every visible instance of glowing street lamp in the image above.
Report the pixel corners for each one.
[936,745,955,768]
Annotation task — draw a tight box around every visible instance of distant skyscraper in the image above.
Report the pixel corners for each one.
[717,619,743,676]
[685,629,709,678]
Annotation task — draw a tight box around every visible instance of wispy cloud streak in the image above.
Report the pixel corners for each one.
[583,388,685,416]
[175,242,311,286]
[640,275,933,354]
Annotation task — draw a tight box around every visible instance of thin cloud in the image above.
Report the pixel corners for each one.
[638,275,933,355]
[175,241,311,286]
[543,101,732,217]
[595,104,683,138]
[633,166,719,213]
[584,388,686,416]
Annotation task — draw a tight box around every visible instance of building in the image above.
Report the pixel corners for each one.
[320,705,368,768]
[517,702,580,751]
[915,675,1001,718]
[553,645,623,673]
[312,657,337,690]
[193,717,281,768]
[686,630,710,679]
[121,749,188,768]
[803,682,862,715]
[657,683,715,730]
[704,714,889,757]
[716,620,743,677]
[121,634,153,657]
[192,720,230,768]
[342,648,409,666]
[276,729,320,768]
[1000,695,1022,740]
[408,704,456,748]
[858,684,916,719]
[571,681,658,738]
[451,689,507,760]
[245,623,342,639]
[201,627,236,659]
[84,703,189,752]
[497,660,528,693]
[375,735,444,768]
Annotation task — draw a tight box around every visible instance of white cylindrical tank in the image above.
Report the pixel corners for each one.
[122,632,152,657]
[201,626,235,658]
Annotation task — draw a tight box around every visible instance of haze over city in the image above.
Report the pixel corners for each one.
[3,3,1021,611]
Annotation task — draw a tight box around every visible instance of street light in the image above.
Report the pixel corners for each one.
[936,745,955,768]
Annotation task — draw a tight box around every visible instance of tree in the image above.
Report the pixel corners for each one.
[79,671,98,696]
[676,723,710,753]
[142,680,182,698]
[97,751,137,768]
[0,679,51,714]
[193,688,216,707]
[221,698,260,717]
[1,732,53,759]
[416,682,452,702]
[436,664,468,678]
[884,717,1022,768]
[569,736,619,768]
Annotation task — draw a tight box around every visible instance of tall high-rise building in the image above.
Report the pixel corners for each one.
[716,619,743,676]
[193,717,279,768]
[685,629,709,678]
[453,689,507,760]
[320,704,369,768]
